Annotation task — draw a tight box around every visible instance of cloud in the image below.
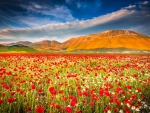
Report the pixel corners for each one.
[139,1,150,11]
[38,36,64,42]
[16,16,62,28]
[141,1,149,5]
[125,5,136,9]
[32,3,42,9]
[0,1,150,43]
[0,0,76,29]
[0,8,133,40]
[20,2,75,22]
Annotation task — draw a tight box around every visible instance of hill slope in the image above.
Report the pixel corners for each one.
[0,44,38,53]
[61,30,150,51]
[16,41,32,46]
[30,40,61,50]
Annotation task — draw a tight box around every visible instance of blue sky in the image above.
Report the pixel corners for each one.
[0,0,150,43]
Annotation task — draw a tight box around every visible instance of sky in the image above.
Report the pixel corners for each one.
[0,0,150,43]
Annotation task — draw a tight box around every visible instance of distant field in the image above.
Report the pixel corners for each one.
[0,53,150,113]
[0,45,38,53]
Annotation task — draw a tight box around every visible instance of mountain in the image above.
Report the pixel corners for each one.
[6,41,32,46]
[1,30,150,53]
[29,40,61,50]
[6,43,17,46]
[16,41,32,46]
[0,44,5,47]
[61,30,150,51]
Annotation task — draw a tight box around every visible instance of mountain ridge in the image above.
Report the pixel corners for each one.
[2,30,150,52]
[61,30,150,51]
[30,40,61,50]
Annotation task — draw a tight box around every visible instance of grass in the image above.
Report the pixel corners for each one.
[0,46,39,53]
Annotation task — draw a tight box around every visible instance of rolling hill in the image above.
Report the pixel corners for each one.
[0,44,38,53]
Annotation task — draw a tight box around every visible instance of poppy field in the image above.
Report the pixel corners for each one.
[0,53,150,113]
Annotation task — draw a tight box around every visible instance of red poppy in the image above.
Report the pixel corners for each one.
[99,88,104,97]
[59,90,63,94]
[62,96,68,101]
[136,88,141,92]
[66,106,72,113]
[71,100,77,107]
[124,98,131,105]
[35,105,45,113]
[28,108,32,112]
[114,108,119,112]
[7,98,16,103]
[125,106,131,113]
[78,92,82,96]
[90,102,94,106]
[1,93,5,98]
[55,104,61,109]
[127,86,132,89]
[50,102,55,107]
[49,87,56,95]
[83,91,88,96]
[31,85,36,89]
[115,87,122,93]
[94,73,98,76]
[70,96,76,101]
[104,106,110,111]
[115,100,121,106]
[11,92,15,96]
[0,99,3,104]
[20,90,24,95]
[105,90,110,97]
[38,89,43,93]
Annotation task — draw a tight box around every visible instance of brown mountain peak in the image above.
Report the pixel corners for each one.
[62,30,150,51]
[30,40,61,50]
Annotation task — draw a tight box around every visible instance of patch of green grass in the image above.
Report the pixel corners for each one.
[0,46,39,53]
[0,46,9,52]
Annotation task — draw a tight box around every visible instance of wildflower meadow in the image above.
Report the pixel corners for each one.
[0,53,150,113]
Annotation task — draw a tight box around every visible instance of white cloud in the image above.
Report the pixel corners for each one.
[38,36,64,42]
[6,3,75,28]
[32,3,42,9]
[17,16,61,28]
[125,5,136,9]
[22,3,75,22]
[142,1,149,5]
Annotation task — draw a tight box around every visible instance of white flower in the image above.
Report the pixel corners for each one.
[131,106,135,110]
[127,103,130,108]
[135,107,140,111]
[107,110,111,113]
[144,104,148,108]
[119,109,123,113]
[111,92,115,94]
